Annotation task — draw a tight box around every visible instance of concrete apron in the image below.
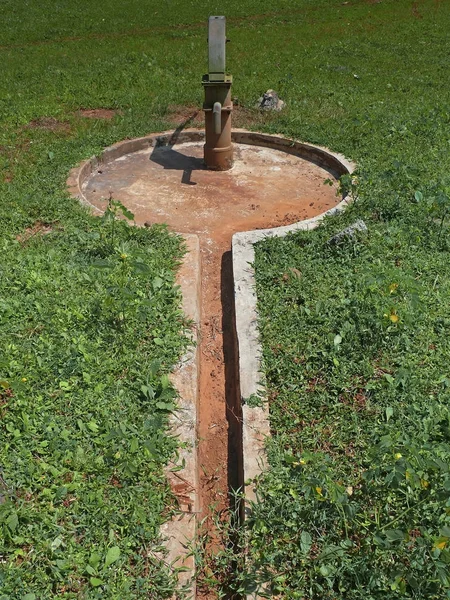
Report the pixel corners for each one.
[67,129,355,599]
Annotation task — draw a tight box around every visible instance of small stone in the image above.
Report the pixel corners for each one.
[327,220,368,245]
[257,89,285,111]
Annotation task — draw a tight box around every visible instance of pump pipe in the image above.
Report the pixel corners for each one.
[213,102,222,135]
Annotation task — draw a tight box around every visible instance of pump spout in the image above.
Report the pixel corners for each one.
[213,102,222,135]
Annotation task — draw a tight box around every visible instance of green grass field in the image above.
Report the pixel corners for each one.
[0,0,449,597]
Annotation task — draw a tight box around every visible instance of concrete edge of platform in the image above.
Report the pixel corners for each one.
[164,233,201,600]
[232,149,356,600]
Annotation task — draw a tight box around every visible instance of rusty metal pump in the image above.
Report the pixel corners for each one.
[203,16,233,171]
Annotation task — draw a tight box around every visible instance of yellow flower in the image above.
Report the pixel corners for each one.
[299,459,306,465]
[389,283,398,294]
[315,486,323,496]
[384,309,399,323]
[120,253,128,260]
[21,377,27,382]
[394,453,402,460]
[434,539,448,551]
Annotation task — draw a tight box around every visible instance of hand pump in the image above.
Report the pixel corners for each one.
[202,16,233,170]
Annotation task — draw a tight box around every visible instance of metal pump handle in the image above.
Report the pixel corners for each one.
[208,16,226,80]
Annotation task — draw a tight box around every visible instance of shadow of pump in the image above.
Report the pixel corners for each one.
[149,112,204,185]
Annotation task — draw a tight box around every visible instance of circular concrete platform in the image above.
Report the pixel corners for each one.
[69,130,350,242]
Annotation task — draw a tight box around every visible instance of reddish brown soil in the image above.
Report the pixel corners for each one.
[411,0,424,18]
[167,105,203,128]
[81,143,340,521]
[25,116,71,133]
[197,235,239,515]
[16,221,54,244]
[78,108,119,120]
[82,142,339,237]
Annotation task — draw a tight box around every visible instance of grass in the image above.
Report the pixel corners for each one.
[241,1,450,598]
[248,218,450,598]
[0,0,207,596]
[0,0,449,597]
[0,215,188,598]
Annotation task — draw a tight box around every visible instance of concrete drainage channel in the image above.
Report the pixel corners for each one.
[68,127,354,598]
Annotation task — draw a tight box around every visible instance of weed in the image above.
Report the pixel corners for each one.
[101,194,135,252]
